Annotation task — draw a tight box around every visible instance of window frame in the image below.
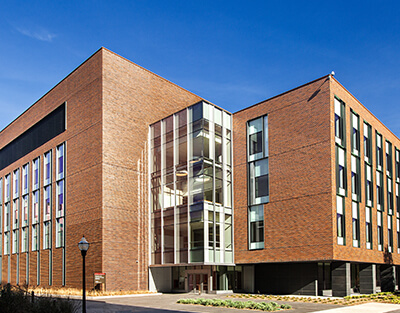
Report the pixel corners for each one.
[248,205,264,250]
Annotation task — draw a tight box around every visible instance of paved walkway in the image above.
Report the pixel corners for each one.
[83,293,400,313]
[312,303,400,313]
[314,303,400,313]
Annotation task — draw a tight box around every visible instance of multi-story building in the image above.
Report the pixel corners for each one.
[0,48,399,296]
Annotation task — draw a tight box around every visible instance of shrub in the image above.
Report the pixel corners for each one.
[177,297,291,311]
[234,301,246,309]
[0,284,79,313]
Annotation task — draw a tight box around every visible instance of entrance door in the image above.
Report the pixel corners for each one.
[188,274,199,292]
[188,273,208,293]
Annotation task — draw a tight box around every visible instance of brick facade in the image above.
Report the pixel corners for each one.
[0,49,399,294]
[0,48,201,290]
[233,75,400,267]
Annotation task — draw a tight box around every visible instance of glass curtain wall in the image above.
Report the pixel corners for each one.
[150,101,233,265]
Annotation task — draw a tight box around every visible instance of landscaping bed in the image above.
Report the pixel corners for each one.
[230,292,400,305]
[177,298,292,311]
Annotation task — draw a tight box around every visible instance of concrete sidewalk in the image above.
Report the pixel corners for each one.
[312,303,400,313]
[84,293,400,313]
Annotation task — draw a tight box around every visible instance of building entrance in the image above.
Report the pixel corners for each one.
[188,273,208,293]
[185,268,211,293]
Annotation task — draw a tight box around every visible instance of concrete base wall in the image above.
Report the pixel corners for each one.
[243,265,255,293]
[381,265,395,292]
[149,267,171,292]
[332,262,350,297]
[254,263,318,295]
[359,264,376,294]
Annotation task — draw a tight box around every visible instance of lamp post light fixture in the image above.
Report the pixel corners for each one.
[78,236,90,313]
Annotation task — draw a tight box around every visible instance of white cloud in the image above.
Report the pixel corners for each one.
[16,26,56,42]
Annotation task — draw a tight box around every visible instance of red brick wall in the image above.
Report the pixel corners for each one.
[233,76,334,264]
[0,47,202,291]
[233,75,400,267]
[330,78,400,264]
[101,48,202,290]
[0,48,104,289]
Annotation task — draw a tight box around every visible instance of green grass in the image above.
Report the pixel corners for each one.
[177,298,291,311]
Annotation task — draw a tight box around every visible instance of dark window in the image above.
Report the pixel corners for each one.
[250,221,264,243]
[255,174,269,198]
[0,103,65,171]
[249,132,263,156]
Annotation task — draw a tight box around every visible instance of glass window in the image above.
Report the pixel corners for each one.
[32,190,39,224]
[12,229,18,254]
[13,169,19,199]
[22,227,28,253]
[56,143,65,180]
[190,102,203,123]
[12,199,19,230]
[5,174,10,202]
[22,163,29,195]
[249,205,264,250]
[366,207,372,249]
[334,98,345,144]
[215,133,222,164]
[249,158,269,205]
[191,128,210,161]
[365,164,373,207]
[214,107,222,126]
[44,150,52,186]
[386,141,393,177]
[336,145,346,195]
[351,111,360,154]
[57,180,64,218]
[33,158,40,191]
[225,134,232,166]
[396,148,400,181]
[352,202,360,247]
[248,116,268,161]
[377,211,383,251]
[225,214,232,250]
[4,203,10,232]
[44,186,51,221]
[376,133,383,171]
[43,221,51,249]
[149,102,233,265]
[32,224,39,251]
[351,155,360,201]
[388,215,393,253]
[377,171,384,210]
[190,206,204,263]
[177,134,187,166]
[337,195,345,245]
[396,183,400,217]
[56,218,64,248]
[388,178,393,215]
[4,231,10,255]
[363,123,372,163]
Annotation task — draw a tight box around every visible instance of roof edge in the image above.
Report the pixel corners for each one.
[0,47,105,135]
[233,74,331,115]
[101,47,207,104]
[331,76,400,142]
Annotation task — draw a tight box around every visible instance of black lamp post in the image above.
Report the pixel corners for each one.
[78,236,90,313]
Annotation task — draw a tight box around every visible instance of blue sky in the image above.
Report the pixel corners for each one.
[0,1,399,137]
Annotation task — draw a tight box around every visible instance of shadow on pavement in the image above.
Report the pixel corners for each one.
[78,295,343,313]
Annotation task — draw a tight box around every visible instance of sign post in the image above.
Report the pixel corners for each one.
[94,273,106,291]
